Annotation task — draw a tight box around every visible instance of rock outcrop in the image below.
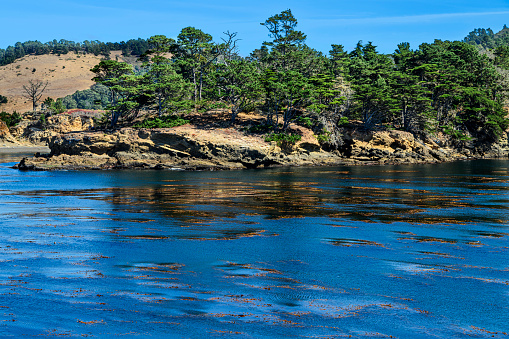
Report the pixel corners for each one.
[15,128,345,170]
[0,120,19,145]
[11,113,509,171]
[340,129,473,164]
[10,113,94,146]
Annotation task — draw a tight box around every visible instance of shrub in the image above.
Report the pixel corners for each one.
[315,129,331,144]
[265,132,302,148]
[134,115,190,129]
[245,123,272,134]
[442,124,472,141]
[338,116,349,126]
[0,111,22,127]
[197,101,228,113]
[296,116,313,128]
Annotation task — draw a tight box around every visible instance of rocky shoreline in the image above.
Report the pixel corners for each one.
[12,126,509,171]
[1,113,508,171]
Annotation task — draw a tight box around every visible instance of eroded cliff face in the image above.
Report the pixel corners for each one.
[10,110,509,171]
[16,128,344,170]
[16,125,506,171]
[0,120,19,145]
[9,114,95,146]
[340,129,468,163]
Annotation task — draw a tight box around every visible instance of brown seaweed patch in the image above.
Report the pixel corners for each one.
[418,251,464,259]
[468,326,509,337]
[472,231,507,238]
[122,235,169,240]
[188,229,269,241]
[327,238,386,248]
[208,330,247,335]
[398,236,458,244]
[127,262,184,273]
[216,262,283,277]
[76,319,104,325]
[393,231,416,235]
[465,241,484,247]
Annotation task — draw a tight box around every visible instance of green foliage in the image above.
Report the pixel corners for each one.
[61,84,111,110]
[0,38,150,67]
[91,60,143,127]
[265,132,302,147]
[308,73,345,116]
[315,129,331,144]
[76,16,508,150]
[348,41,398,130]
[197,101,228,113]
[296,116,313,127]
[442,124,472,141]
[463,26,509,49]
[0,95,7,105]
[133,115,190,129]
[141,36,193,116]
[0,111,21,127]
[494,45,509,69]
[173,27,219,102]
[245,123,272,134]
[215,58,263,124]
[338,116,349,126]
[43,97,65,114]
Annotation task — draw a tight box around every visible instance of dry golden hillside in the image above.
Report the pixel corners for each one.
[0,51,133,113]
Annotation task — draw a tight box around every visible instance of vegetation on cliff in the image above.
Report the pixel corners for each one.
[73,10,508,152]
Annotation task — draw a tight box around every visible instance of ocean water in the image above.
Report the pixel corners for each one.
[0,153,507,338]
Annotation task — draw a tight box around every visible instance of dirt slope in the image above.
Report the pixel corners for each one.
[0,51,131,113]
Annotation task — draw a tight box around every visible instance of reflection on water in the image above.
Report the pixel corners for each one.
[0,158,507,337]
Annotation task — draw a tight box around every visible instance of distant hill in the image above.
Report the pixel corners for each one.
[0,39,149,67]
[463,25,509,49]
[0,51,138,113]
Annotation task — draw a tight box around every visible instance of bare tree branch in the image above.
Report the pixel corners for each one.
[22,80,48,111]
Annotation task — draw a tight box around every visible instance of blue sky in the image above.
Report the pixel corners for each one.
[1,0,509,55]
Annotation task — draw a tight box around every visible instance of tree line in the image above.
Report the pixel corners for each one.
[0,38,150,66]
[86,10,508,148]
[463,25,509,50]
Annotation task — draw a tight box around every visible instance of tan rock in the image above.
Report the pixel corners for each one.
[46,114,94,133]
[371,131,394,147]
[0,120,19,144]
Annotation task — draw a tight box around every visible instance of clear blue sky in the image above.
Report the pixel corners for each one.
[1,0,509,55]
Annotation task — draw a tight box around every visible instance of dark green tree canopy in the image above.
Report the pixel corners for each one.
[75,13,509,149]
[261,9,307,48]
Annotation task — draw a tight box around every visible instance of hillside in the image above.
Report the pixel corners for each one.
[0,51,134,113]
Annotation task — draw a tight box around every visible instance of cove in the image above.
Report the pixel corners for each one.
[0,154,508,338]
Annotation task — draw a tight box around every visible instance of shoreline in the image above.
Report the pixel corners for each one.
[8,126,509,171]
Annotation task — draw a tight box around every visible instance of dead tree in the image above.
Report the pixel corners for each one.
[22,80,48,111]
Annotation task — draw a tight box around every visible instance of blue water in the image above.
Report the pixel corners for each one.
[0,153,508,338]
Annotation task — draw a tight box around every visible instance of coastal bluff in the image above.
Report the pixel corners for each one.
[12,113,508,171]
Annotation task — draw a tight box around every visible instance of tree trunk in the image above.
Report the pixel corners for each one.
[158,94,162,117]
[110,111,120,128]
[193,69,197,102]
[199,72,203,101]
